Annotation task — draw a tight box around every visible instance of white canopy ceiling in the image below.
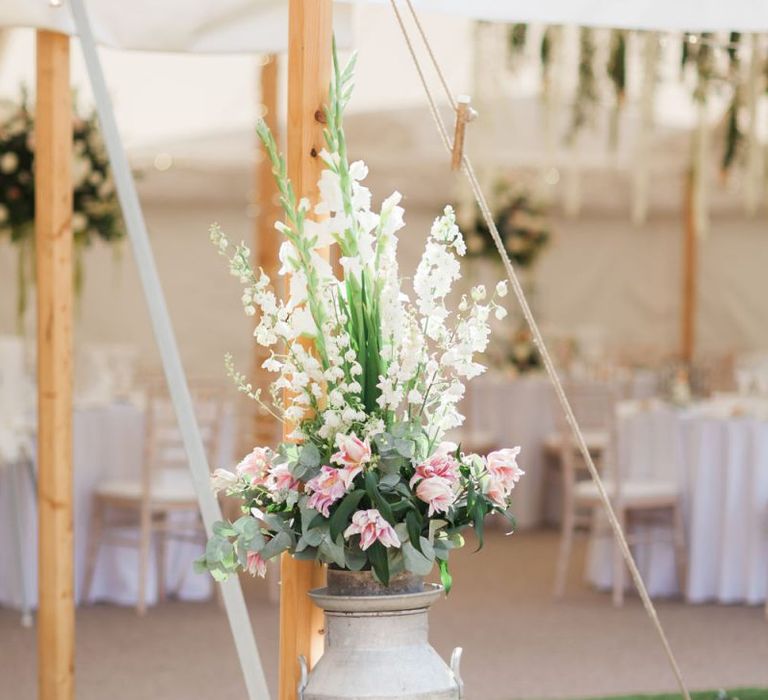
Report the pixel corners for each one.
[381,0,768,32]
[0,0,354,53]
[2,0,767,54]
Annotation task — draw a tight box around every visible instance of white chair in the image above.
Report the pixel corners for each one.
[542,379,618,523]
[83,381,226,614]
[554,400,687,606]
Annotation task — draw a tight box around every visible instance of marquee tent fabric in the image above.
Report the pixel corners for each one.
[0,0,354,53]
[353,0,768,32]
[4,0,768,55]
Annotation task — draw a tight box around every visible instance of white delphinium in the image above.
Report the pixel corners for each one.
[413,206,463,341]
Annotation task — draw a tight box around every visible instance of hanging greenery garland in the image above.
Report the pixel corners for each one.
[568,27,599,144]
[721,32,744,177]
[0,90,124,317]
[507,23,528,60]
[606,29,627,148]
[493,23,764,221]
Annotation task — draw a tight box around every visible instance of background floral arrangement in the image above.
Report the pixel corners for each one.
[464,182,550,269]
[505,326,542,376]
[198,49,523,591]
[0,91,124,315]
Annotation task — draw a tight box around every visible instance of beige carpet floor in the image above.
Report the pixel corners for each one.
[2,530,767,700]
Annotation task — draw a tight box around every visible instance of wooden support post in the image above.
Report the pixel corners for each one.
[253,54,282,449]
[35,30,74,700]
[681,171,697,365]
[278,2,332,699]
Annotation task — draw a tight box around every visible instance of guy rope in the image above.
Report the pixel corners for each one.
[388,2,692,699]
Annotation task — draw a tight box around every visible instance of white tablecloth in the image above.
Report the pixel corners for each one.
[465,373,555,528]
[587,400,768,604]
[465,371,659,528]
[0,400,235,610]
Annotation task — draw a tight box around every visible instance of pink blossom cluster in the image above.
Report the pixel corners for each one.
[409,443,461,516]
[482,447,525,507]
[305,433,371,517]
[210,446,300,499]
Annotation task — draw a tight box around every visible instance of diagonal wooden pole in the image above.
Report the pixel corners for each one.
[278,2,332,699]
[35,29,74,700]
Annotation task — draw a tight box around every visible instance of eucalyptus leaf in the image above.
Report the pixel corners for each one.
[213,521,236,538]
[293,546,319,560]
[388,549,405,577]
[428,518,449,543]
[394,438,415,459]
[379,472,401,488]
[261,531,292,560]
[319,534,346,568]
[402,540,434,576]
[345,545,367,571]
[299,442,321,468]
[210,567,229,582]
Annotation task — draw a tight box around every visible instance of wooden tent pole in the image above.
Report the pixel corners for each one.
[681,170,697,365]
[278,2,332,699]
[35,30,74,700]
[253,54,281,449]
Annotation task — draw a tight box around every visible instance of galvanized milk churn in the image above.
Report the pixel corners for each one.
[298,570,463,700]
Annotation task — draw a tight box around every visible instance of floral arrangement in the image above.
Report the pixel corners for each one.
[0,91,123,314]
[198,50,523,591]
[494,326,542,376]
[465,182,550,269]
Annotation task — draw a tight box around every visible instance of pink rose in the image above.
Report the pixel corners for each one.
[409,453,460,488]
[343,509,400,550]
[305,465,360,517]
[236,447,271,487]
[267,462,300,494]
[246,550,267,578]
[486,447,524,491]
[332,432,371,468]
[415,476,457,516]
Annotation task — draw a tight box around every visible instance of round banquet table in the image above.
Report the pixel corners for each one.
[586,399,768,604]
[0,399,235,611]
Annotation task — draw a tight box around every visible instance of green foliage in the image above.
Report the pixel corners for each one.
[577,690,767,700]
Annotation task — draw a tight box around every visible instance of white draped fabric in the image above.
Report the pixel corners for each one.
[0,401,236,610]
[4,0,768,53]
[392,0,768,31]
[0,0,353,53]
[587,400,768,603]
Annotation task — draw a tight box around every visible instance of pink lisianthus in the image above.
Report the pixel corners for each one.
[486,447,524,491]
[267,462,300,494]
[343,509,401,551]
[409,452,460,488]
[236,447,272,487]
[245,550,267,578]
[305,464,361,517]
[415,476,457,516]
[332,432,371,469]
